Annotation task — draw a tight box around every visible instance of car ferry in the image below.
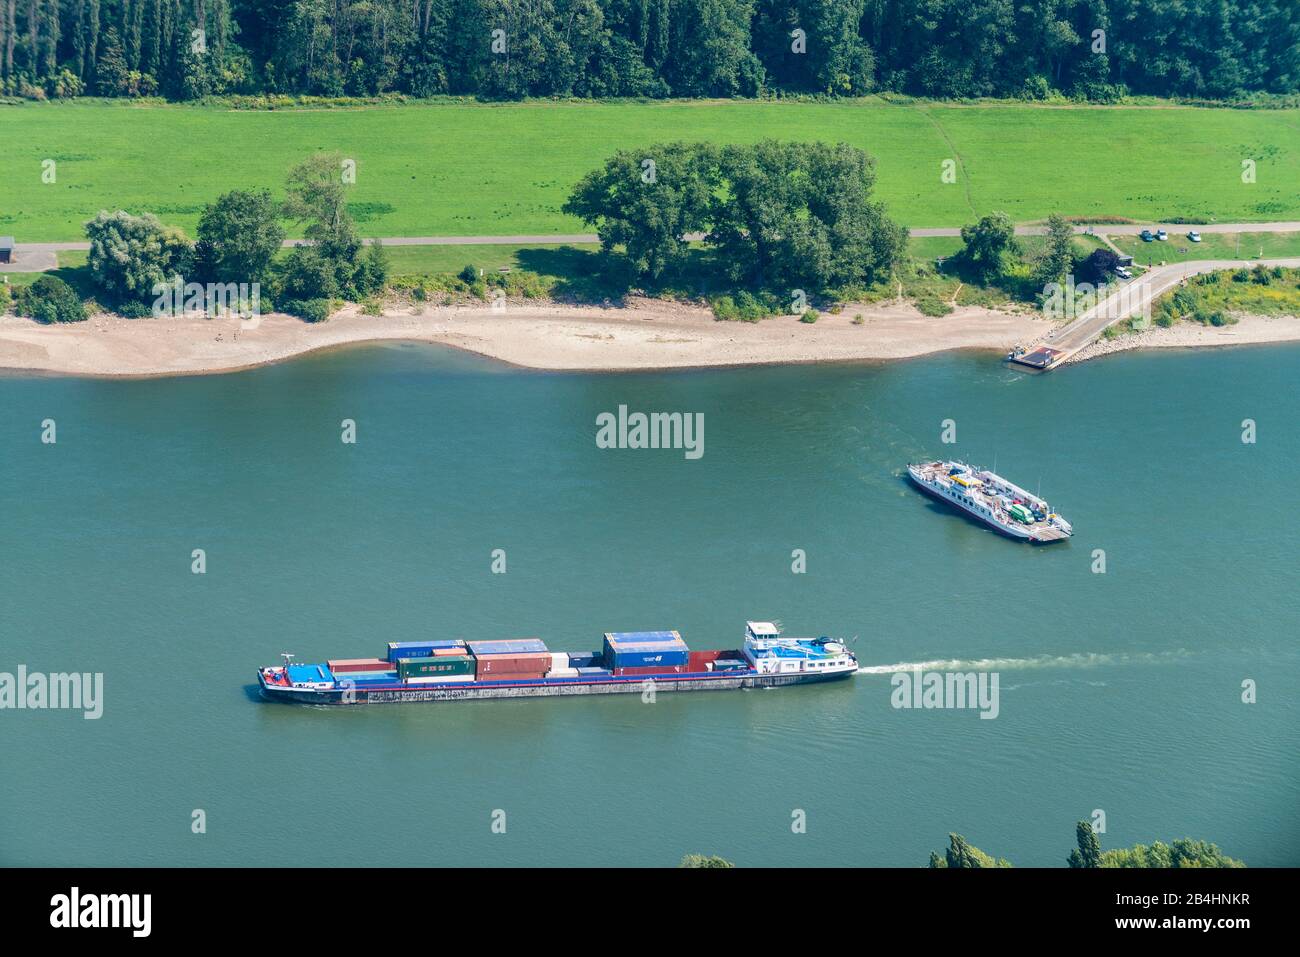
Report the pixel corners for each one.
[907,460,1073,542]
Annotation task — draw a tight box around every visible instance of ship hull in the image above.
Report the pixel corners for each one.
[258,667,854,706]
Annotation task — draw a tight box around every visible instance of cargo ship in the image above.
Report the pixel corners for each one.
[907,460,1073,543]
[257,621,858,705]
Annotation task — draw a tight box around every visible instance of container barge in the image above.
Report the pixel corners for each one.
[257,622,857,705]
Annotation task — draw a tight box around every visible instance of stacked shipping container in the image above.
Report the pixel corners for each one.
[387,640,466,662]
[398,656,476,678]
[603,631,691,674]
[468,638,550,681]
[343,632,741,686]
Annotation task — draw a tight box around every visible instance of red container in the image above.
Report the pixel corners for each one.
[478,671,546,682]
[614,664,687,676]
[328,658,392,673]
[687,650,726,672]
[475,653,551,677]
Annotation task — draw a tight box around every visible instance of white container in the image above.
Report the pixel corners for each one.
[548,668,580,678]
[549,652,570,670]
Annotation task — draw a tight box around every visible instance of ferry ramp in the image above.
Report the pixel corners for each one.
[1014,257,1300,370]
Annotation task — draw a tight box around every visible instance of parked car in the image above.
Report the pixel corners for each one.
[1188,230,1202,242]
[1140,229,1155,242]
[1156,229,1168,241]
[1115,266,1133,279]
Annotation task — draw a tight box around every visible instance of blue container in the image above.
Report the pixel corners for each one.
[567,653,598,668]
[387,640,465,662]
[575,666,612,677]
[608,648,690,668]
[603,631,688,666]
[467,638,548,656]
[605,631,681,644]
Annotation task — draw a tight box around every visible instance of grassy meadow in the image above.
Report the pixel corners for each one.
[0,98,1297,242]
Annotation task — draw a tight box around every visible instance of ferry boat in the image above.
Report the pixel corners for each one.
[257,621,858,705]
[907,460,1073,542]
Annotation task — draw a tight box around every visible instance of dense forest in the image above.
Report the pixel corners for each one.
[0,0,1297,102]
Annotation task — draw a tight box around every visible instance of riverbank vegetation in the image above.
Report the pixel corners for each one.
[1154,266,1300,327]
[929,822,1245,868]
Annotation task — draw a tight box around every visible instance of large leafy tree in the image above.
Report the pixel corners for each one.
[278,153,383,306]
[959,211,1020,282]
[562,141,719,281]
[710,139,904,292]
[1033,213,1076,287]
[196,190,285,286]
[86,210,194,304]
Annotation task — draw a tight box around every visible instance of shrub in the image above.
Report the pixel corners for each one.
[16,275,86,324]
[280,298,332,323]
[0,282,11,312]
[852,314,864,325]
[459,264,480,285]
[116,300,152,319]
[915,296,953,317]
[800,309,819,323]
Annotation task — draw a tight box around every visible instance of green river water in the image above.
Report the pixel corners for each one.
[1,342,1296,866]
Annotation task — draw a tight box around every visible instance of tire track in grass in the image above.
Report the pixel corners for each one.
[914,105,977,218]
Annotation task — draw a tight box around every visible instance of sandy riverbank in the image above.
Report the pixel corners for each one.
[2,297,1297,378]
[0,297,1052,378]
[1065,312,1300,363]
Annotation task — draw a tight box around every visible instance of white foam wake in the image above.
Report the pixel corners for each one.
[856,650,1192,675]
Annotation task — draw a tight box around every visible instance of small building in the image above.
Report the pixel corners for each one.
[1116,254,1134,266]
[0,237,14,264]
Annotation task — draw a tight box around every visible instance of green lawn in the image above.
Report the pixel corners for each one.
[1,98,1296,241]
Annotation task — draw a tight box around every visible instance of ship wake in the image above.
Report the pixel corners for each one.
[856,650,1193,674]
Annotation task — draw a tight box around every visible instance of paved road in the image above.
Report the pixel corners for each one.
[5,222,1299,273]
[1044,257,1300,357]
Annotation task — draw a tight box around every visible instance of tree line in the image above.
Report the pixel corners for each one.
[929,821,1245,868]
[10,152,389,324]
[1,0,1296,102]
